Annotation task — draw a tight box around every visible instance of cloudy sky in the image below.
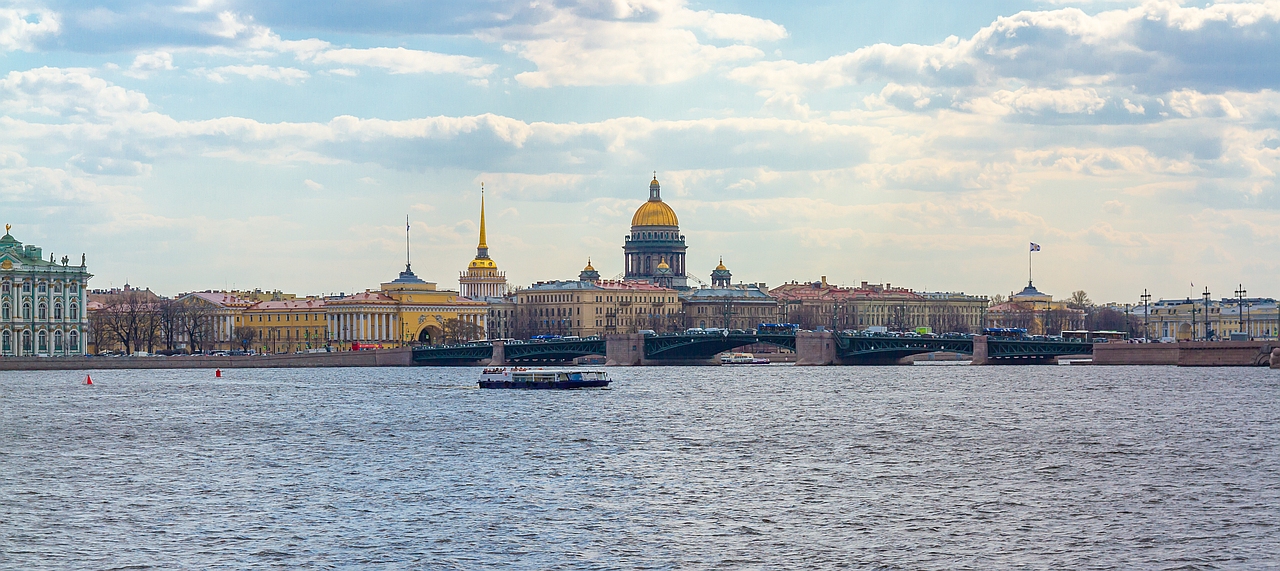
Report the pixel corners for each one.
[1,1,1277,302]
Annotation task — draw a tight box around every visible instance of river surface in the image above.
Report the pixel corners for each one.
[2,365,1278,570]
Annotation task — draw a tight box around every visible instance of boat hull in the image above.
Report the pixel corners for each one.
[478,380,611,390]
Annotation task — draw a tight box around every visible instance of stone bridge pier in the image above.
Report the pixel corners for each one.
[605,334,645,366]
[488,340,506,366]
[796,331,839,365]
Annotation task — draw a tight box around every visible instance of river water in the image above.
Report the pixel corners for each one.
[2,365,1278,570]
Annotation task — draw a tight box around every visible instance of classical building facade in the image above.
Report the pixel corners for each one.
[623,176,688,289]
[459,190,508,299]
[986,282,1084,335]
[679,260,779,330]
[242,298,328,353]
[512,264,681,337]
[771,277,987,333]
[0,227,91,356]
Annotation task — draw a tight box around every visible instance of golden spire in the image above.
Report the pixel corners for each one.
[477,183,487,250]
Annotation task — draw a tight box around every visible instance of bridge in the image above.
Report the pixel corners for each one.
[412,331,1091,366]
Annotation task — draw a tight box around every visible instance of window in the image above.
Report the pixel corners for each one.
[69,330,79,351]
[21,330,30,353]
[38,303,46,320]
[1,283,8,293]
[53,303,62,320]
[37,283,46,293]
[1,302,7,320]
[54,284,62,294]
[1,330,8,352]
[37,330,46,352]
[54,330,63,351]
[22,283,30,293]
[70,284,78,294]
[69,304,78,320]
[22,302,30,320]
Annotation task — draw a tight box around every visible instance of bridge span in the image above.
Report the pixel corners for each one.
[412,331,1091,366]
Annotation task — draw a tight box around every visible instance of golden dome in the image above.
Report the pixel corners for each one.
[657,257,670,270]
[631,200,678,227]
[583,258,595,272]
[468,257,497,270]
[715,257,727,271]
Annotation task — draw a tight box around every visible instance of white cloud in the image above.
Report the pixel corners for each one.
[125,51,176,79]
[303,179,323,190]
[199,65,311,84]
[0,67,150,117]
[482,1,785,87]
[311,47,496,77]
[0,7,60,52]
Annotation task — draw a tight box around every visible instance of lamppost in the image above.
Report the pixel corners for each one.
[1140,289,1152,342]
[1234,284,1247,340]
[1202,287,1213,341]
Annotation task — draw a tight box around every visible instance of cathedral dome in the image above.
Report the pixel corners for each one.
[631,176,678,227]
[632,201,678,227]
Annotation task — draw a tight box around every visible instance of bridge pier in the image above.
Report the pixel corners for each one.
[488,340,506,366]
[606,334,645,366]
[970,335,988,365]
[796,331,838,366]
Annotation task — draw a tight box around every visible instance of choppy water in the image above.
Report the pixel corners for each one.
[2,365,1278,570]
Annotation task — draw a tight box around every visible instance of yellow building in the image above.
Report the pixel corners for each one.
[325,260,489,348]
[511,264,682,337]
[241,298,327,353]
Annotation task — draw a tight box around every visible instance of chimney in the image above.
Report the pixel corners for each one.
[821,276,827,286]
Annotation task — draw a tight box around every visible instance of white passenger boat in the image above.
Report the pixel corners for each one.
[478,367,611,389]
[720,352,770,365]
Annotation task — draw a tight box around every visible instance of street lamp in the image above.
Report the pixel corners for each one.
[1202,287,1213,341]
[1235,284,1247,340]
[1140,289,1152,342]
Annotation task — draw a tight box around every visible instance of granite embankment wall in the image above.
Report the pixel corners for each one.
[0,348,414,371]
[1092,341,1276,367]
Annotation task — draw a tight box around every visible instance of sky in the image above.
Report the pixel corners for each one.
[1,0,1278,303]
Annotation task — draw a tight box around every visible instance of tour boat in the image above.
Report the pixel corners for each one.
[720,352,770,365]
[478,367,611,389]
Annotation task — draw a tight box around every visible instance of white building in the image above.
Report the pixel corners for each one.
[0,226,91,356]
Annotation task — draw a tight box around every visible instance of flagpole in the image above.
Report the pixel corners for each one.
[1028,246,1032,286]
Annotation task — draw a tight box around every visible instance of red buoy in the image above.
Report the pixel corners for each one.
[215,369,222,378]
[85,375,93,385]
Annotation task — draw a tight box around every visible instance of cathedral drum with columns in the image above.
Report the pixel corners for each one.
[624,175,688,289]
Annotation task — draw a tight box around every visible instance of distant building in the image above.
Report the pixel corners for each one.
[241,298,328,353]
[1133,297,1278,341]
[623,175,688,288]
[679,260,778,330]
[459,190,508,299]
[0,227,91,355]
[771,277,986,333]
[512,264,681,337]
[986,282,1084,335]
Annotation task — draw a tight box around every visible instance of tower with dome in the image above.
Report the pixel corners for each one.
[623,175,688,289]
[459,186,508,299]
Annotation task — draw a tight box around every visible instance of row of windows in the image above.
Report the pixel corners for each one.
[1,301,79,321]
[1,329,80,353]
[633,231,678,241]
[0,281,81,294]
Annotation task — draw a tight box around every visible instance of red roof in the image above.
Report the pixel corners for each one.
[246,299,327,310]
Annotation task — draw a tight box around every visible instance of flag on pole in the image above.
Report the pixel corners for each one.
[1030,242,1041,251]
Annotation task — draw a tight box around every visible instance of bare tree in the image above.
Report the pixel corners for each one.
[98,289,162,355]
[234,326,257,352]
[988,294,1006,306]
[441,318,483,344]
[1068,290,1092,310]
